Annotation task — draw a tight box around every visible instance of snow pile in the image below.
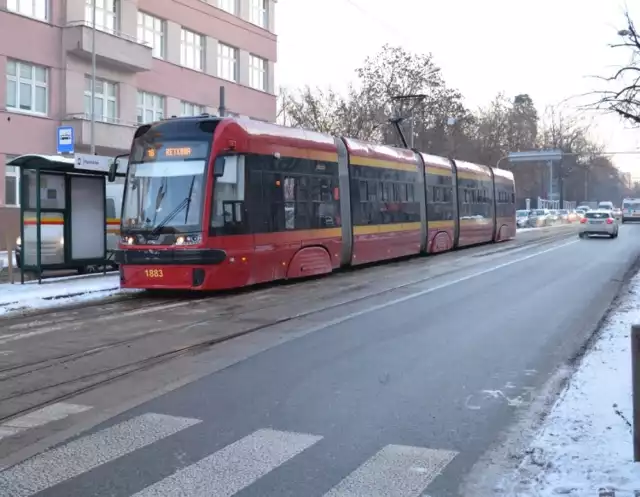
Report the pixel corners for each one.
[0,274,128,316]
[500,275,640,496]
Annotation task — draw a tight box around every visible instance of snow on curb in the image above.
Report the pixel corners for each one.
[497,274,640,496]
[0,275,133,316]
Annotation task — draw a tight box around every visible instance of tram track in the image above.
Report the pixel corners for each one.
[0,225,574,323]
[0,228,578,423]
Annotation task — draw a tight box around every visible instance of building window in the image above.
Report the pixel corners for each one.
[85,0,117,34]
[217,43,238,82]
[181,101,205,117]
[4,156,19,207]
[249,0,267,28]
[84,76,117,123]
[180,28,204,71]
[6,60,48,115]
[217,0,237,15]
[137,91,164,123]
[249,55,267,91]
[137,11,165,58]
[7,0,48,21]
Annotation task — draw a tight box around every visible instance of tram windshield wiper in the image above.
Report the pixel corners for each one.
[148,196,191,237]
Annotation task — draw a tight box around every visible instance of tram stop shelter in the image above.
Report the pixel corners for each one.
[7,154,127,284]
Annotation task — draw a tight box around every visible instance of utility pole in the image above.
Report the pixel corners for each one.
[409,117,414,149]
[90,0,97,155]
[218,86,226,117]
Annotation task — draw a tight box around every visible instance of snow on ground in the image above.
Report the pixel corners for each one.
[0,274,134,316]
[498,274,640,496]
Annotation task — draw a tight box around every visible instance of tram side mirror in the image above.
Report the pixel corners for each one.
[214,154,239,177]
[214,156,226,177]
[108,154,128,182]
[108,161,117,183]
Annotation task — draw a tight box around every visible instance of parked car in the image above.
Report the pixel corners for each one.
[612,207,622,220]
[528,209,551,227]
[567,210,580,223]
[557,209,570,223]
[516,209,530,228]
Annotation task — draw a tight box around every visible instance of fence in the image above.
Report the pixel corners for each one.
[533,198,576,210]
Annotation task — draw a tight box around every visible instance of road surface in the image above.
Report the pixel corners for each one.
[1,224,638,497]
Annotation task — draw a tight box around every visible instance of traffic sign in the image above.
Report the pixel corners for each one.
[508,149,563,163]
[57,126,74,154]
[74,154,128,174]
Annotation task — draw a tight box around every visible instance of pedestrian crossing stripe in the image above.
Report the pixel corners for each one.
[0,412,201,497]
[323,444,458,497]
[0,412,459,497]
[131,428,322,497]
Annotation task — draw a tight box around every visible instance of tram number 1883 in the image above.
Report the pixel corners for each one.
[144,269,164,278]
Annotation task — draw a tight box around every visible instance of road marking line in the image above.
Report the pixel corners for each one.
[324,444,458,497]
[0,403,92,436]
[0,412,200,497]
[132,428,322,497]
[301,239,579,334]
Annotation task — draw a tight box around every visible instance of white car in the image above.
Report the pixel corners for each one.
[579,210,619,239]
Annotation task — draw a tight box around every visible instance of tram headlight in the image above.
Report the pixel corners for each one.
[16,236,21,246]
[120,235,134,245]
[175,234,201,245]
[59,237,64,246]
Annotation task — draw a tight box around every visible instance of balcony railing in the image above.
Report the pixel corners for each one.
[65,21,149,46]
[63,21,152,72]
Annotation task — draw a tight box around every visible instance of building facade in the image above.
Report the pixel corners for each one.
[0,0,277,223]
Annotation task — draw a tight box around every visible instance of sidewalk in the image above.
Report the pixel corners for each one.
[498,273,640,496]
[0,273,125,316]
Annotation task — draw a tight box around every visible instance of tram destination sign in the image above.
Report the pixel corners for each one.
[143,141,209,162]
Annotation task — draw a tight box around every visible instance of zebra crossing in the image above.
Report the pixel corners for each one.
[0,411,458,497]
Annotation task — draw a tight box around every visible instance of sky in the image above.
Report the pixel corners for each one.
[275,0,640,175]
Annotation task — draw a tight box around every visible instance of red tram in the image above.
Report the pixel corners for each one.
[111,116,516,290]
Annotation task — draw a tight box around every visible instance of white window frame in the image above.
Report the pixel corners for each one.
[180,28,204,71]
[137,91,165,124]
[217,0,237,15]
[249,0,267,28]
[6,60,48,116]
[84,76,117,123]
[180,101,205,117]
[137,11,165,59]
[249,55,267,92]
[7,0,48,21]
[4,155,20,207]
[217,43,238,82]
[85,0,118,34]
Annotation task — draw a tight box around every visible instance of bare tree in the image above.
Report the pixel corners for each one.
[278,44,623,205]
[593,10,640,125]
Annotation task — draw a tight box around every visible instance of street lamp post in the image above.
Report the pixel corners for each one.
[90,0,97,155]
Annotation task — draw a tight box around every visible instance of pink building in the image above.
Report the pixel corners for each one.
[0,0,277,246]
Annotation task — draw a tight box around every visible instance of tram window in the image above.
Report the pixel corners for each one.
[358,180,367,201]
[211,155,245,229]
[246,168,265,232]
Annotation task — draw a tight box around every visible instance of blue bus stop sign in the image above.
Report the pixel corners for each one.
[57,126,74,154]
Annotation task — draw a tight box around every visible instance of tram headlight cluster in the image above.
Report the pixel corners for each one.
[175,234,201,245]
